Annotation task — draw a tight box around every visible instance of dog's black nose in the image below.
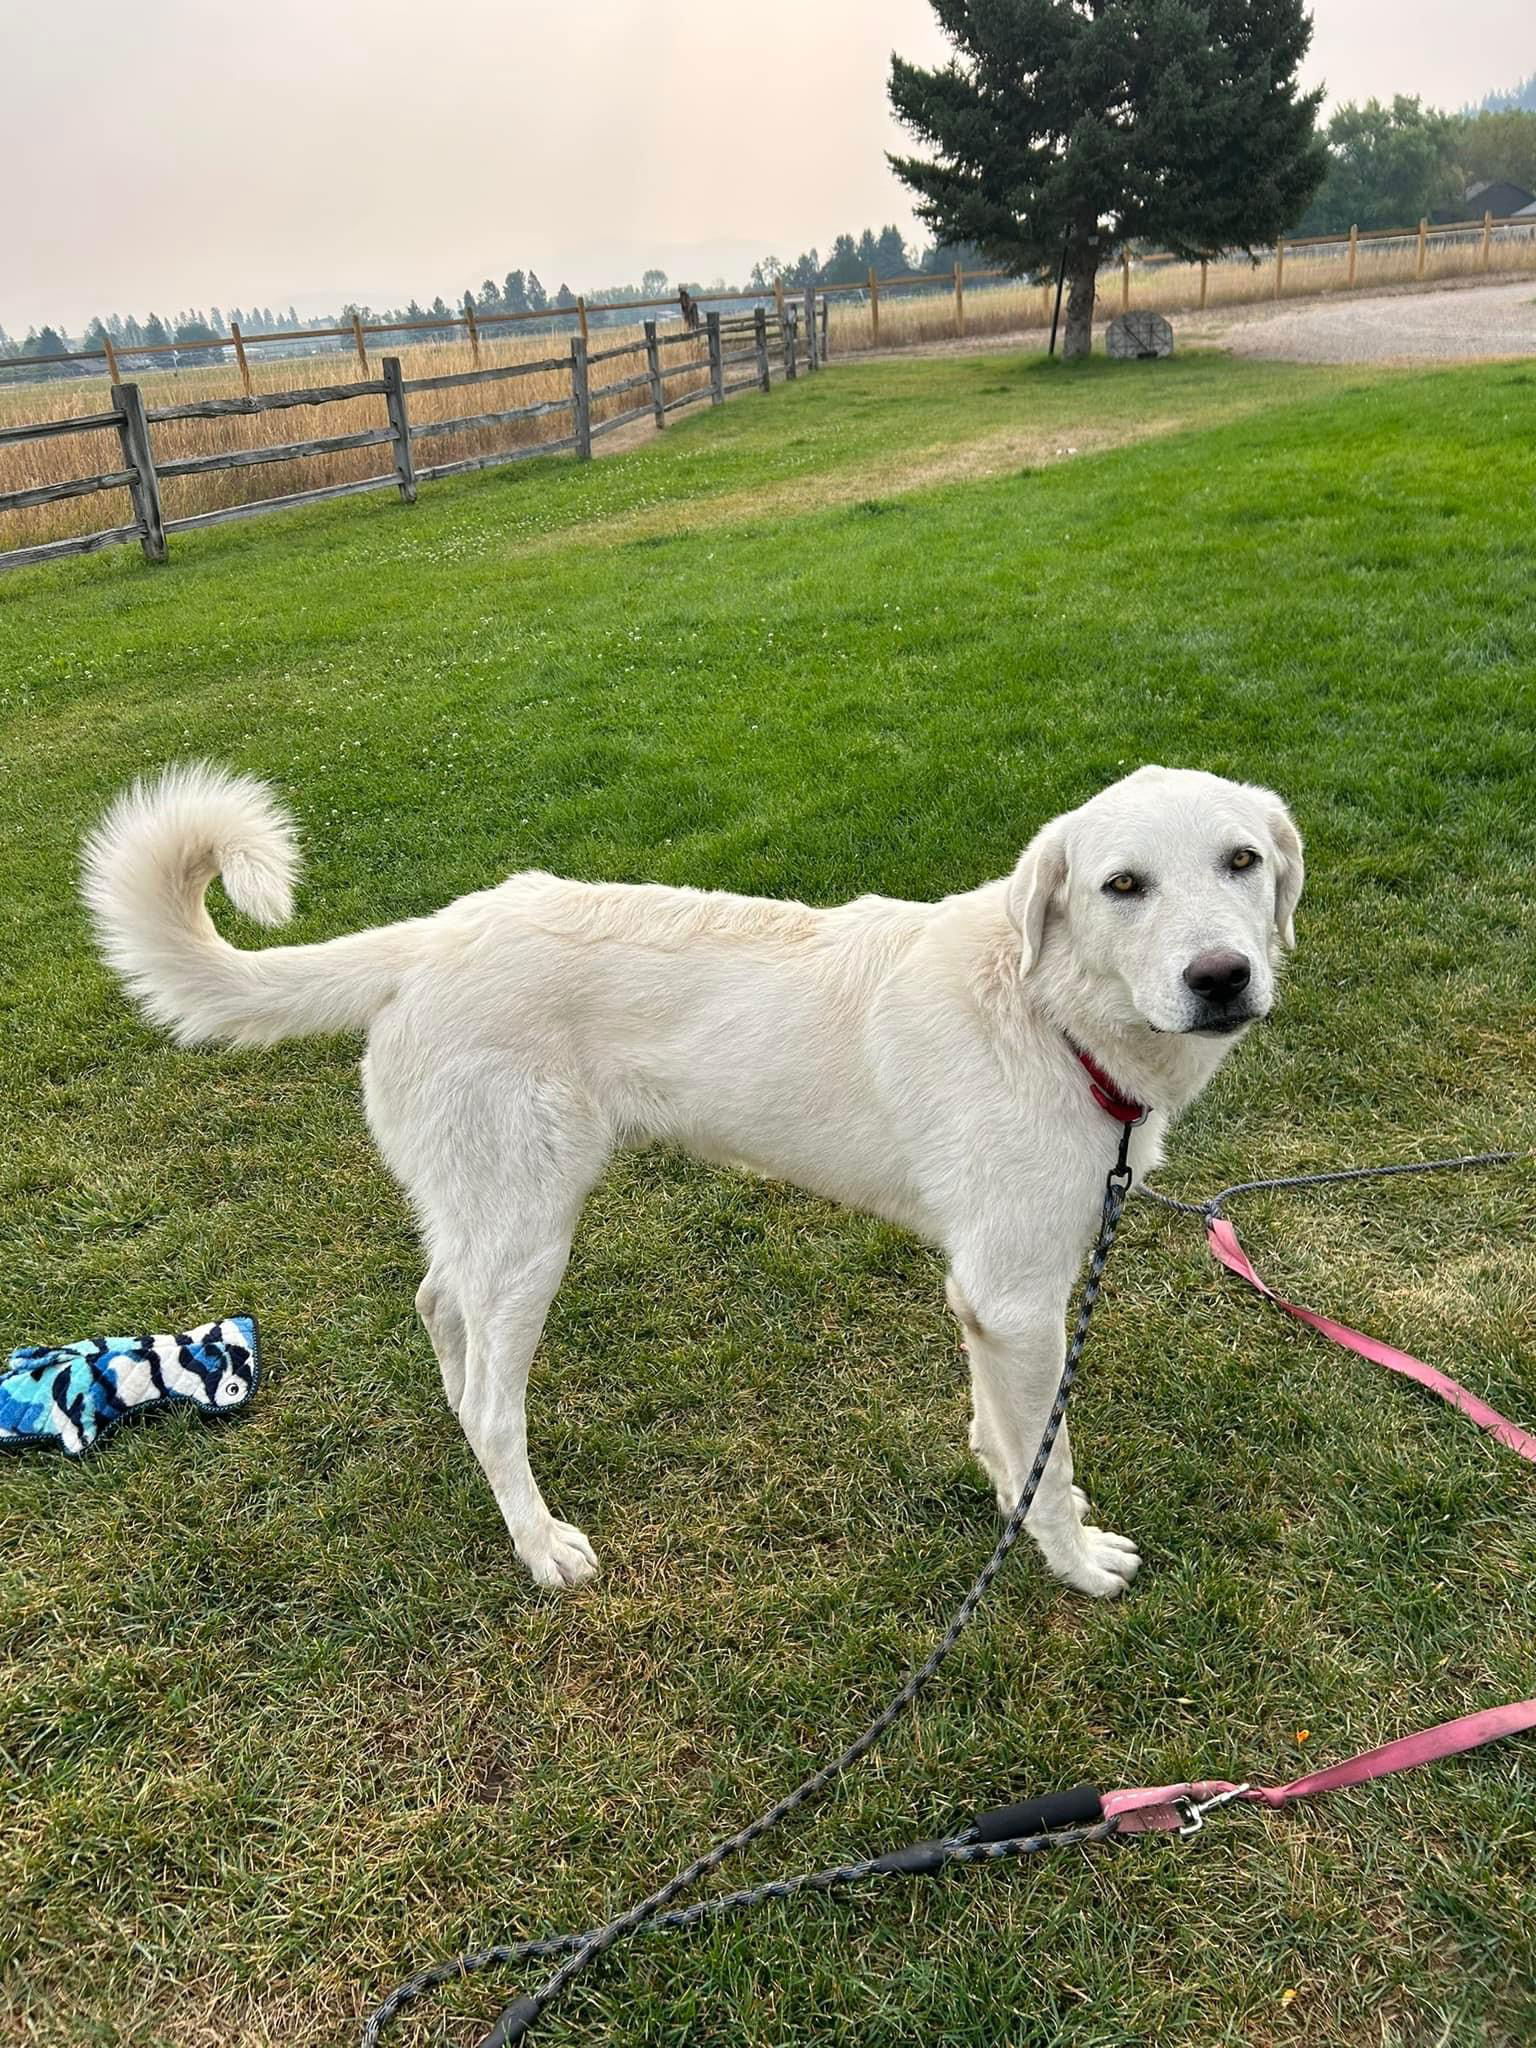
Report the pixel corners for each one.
[1183,949,1251,1005]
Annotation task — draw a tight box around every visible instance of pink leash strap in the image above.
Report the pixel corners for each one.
[1104,1698,1536,1833]
[1206,1214,1536,1463]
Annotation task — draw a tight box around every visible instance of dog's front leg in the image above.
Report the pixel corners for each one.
[946,1273,1140,1599]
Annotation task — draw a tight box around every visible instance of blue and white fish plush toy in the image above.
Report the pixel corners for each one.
[0,1317,259,1457]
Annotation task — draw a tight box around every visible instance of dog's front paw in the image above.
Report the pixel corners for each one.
[1057,1522,1141,1599]
[518,1518,601,1591]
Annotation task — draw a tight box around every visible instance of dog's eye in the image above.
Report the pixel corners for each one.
[1103,872,1143,897]
[1228,847,1262,873]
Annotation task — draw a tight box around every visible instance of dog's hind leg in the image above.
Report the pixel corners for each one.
[416,1269,467,1414]
[454,1228,600,1589]
[369,1037,610,1587]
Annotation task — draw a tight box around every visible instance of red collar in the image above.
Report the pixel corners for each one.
[1072,1043,1148,1125]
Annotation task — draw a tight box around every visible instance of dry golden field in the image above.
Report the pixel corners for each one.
[0,319,712,555]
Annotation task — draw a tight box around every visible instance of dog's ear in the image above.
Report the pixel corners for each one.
[1263,795,1304,949]
[1006,819,1068,975]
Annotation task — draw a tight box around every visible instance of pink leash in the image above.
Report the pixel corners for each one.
[1135,1147,1536,1464]
[1105,1698,1536,1833]
[1115,1145,1536,1832]
[1206,1210,1536,1462]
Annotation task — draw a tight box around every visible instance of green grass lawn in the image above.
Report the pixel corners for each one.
[1,349,1533,2048]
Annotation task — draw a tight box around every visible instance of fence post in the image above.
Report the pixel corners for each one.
[577,296,589,346]
[783,304,798,380]
[1416,217,1427,279]
[1122,246,1131,310]
[1199,259,1208,310]
[380,356,416,504]
[803,287,819,371]
[644,320,666,427]
[352,311,369,374]
[773,275,787,336]
[1274,239,1285,298]
[463,296,481,365]
[1348,223,1358,286]
[820,292,829,360]
[570,335,591,458]
[112,382,166,565]
[706,311,724,403]
[229,321,252,398]
[1482,209,1493,270]
[867,266,880,345]
[101,332,122,386]
[753,304,771,391]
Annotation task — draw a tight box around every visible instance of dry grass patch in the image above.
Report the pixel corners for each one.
[0,326,710,553]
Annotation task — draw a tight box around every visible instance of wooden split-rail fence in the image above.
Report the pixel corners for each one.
[0,300,825,576]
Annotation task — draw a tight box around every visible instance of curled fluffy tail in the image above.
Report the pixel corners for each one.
[82,763,414,1045]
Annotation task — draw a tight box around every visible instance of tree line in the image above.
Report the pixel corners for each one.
[1,227,978,380]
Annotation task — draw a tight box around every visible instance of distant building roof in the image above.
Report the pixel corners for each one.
[1460,179,1536,217]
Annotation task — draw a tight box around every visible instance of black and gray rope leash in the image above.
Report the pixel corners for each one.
[363,1121,1137,2046]
[1136,1148,1524,1221]
[363,1806,1122,2045]
[364,1136,1529,2046]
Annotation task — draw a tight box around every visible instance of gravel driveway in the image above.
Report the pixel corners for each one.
[1179,276,1536,365]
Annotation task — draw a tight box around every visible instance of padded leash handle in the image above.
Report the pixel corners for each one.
[866,1786,1106,1876]
[967,1783,1105,1842]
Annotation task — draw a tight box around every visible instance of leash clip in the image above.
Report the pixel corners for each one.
[1175,1784,1250,1838]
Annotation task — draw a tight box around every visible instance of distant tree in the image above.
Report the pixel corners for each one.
[820,234,863,285]
[1473,72,1536,116]
[1452,107,1536,194]
[553,281,577,310]
[526,272,548,312]
[174,315,222,366]
[917,237,986,274]
[141,313,172,351]
[855,227,880,272]
[503,269,529,314]
[1296,97,1461,233]
[15,326,71,378]
[786,249,820,287]
[641,266,668,295]
[874,225,909,276]
[479,278,500,309]
[890,0,1326,356]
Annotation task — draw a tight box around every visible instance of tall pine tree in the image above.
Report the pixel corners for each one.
[890,1,1326,356]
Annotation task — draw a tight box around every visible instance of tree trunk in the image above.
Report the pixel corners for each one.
[1062,239,1100,360]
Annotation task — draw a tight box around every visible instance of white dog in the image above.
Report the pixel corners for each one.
[83,764,1301,1598]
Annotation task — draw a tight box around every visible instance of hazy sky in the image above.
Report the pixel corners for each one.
[5,0,1531,335]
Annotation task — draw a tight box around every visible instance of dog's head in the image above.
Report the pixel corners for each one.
[1007,766,1303,1039]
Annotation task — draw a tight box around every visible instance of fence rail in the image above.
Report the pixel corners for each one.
[0,305,814,576]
